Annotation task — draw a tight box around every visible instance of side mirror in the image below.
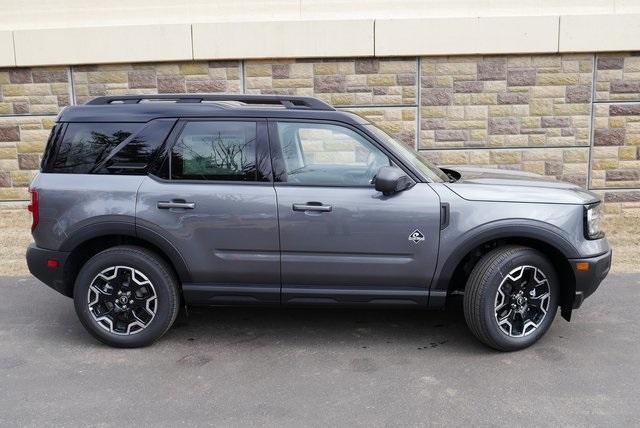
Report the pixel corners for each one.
[374,166,414,196]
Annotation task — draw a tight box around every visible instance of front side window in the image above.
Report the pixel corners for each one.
[171,121,259,181]
[276,122,391,186]
[364,124,448,183]
[50,123,141,173]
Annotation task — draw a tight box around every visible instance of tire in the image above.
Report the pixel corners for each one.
[73,245,180,348]
[463,245,559,352]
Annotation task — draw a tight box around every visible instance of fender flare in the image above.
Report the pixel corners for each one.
[59,221,191,282]
[428,219,578,306]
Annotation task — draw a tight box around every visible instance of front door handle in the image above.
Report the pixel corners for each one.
[292,202,332,213]
[157,200,195,210]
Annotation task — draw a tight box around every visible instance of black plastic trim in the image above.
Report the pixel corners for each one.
[440,202,450,230]
[86,94,335,111]
[182,283,280,306]
[58,220,192,283]
[569,249,612,308]
[428,220,581,308]
[26,244,71,297]
[282,286,428,306]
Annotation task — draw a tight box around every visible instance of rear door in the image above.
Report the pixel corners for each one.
[136,119,280,305]
[270,120,441,305]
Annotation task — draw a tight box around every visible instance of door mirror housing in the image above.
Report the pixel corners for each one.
[374,166,414,196]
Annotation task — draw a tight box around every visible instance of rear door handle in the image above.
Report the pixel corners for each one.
[292,202,332,213]
[157,200,195,210]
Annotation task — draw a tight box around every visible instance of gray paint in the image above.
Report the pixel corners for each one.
[275,184,440,303]
[30,173,144,250]
[447,167,599,205]
[28,106,610,309]
[136,177,280,287]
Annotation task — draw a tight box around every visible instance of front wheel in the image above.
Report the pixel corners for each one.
[73,246,180,348]
[463,246,559,351]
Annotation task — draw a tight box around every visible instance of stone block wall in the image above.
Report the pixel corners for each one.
[1,54,639,221]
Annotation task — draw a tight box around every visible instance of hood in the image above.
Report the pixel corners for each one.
[445,167,599,205]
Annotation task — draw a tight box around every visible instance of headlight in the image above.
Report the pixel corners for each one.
[584,203,605,239]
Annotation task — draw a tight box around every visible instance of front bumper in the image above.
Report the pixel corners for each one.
[569,249,612,309]
[26,244,72,297]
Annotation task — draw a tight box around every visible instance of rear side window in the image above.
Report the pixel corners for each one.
[170,121,260,181]
[49,123,142,173]
[97,119,176,175]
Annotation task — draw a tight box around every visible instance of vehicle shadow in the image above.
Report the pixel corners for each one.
[13,278,492,354]
[162,296,491,354]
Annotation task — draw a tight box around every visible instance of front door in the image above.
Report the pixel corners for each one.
[270,120,441,305]
[136,119,280,305]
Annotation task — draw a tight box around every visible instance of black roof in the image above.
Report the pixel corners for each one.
[58,94,368,125]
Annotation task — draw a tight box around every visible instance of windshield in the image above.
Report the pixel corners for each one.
[364,124,449,182]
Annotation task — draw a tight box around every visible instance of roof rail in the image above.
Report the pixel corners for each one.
[86,94,335,111]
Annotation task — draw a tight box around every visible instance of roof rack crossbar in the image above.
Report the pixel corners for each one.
[86,94,335,111]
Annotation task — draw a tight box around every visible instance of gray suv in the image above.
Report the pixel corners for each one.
[26,94,611,351]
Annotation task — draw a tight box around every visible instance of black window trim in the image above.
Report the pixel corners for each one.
[156,117,274,185]
[267,118,422,188]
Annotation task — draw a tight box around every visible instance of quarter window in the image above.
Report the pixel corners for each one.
[50,123,141,173]
[276,122,391,186]
[171,121,259,181]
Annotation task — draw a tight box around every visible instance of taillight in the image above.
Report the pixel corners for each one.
[27,189,39,232]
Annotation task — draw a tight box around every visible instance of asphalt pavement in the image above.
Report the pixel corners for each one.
[0,274,638,426]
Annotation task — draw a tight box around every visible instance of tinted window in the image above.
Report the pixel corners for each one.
[171,121,258,181]
[40,124,61,170]
[99,119,176,175]
[50,123,141,173]
[276,122,391,186]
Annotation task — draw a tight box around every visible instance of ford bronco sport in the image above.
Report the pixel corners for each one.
[26,94,611,351]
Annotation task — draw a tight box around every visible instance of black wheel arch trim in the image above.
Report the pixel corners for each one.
[428,219,579,307]
[58,220,192,283]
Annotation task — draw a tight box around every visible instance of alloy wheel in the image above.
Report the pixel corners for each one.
[494,265,551,338]
[87,266,157,335]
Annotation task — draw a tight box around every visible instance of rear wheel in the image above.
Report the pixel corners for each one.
[73,246,180,348]
[463,246,559,351]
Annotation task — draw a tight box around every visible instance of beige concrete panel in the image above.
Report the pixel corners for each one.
[0,0,302,30]
[616,0,640,13]
[0,31,14,66]
[376,16,559,56]
[0,0,622,30]
[302,0,616,19]
[193,20,373,59]
[560,14,640,52]
[13,24,192,66]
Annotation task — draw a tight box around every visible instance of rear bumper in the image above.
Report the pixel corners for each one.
[569,249,612,309]
[26,244,72,297]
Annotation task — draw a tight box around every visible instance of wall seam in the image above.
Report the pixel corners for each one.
[0,113,58,119]
[68,65,76,106]
[336,103,417,109]
[593,99,640,104]
[589,187,640,192]
[240,59,246,93]
[419,144,591,152]
[587,53,597,191]
[415,56,421,151]
[556,16,561,53]
[190,24,195,60]
[373,19,376,57]
[10,31,16,66]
